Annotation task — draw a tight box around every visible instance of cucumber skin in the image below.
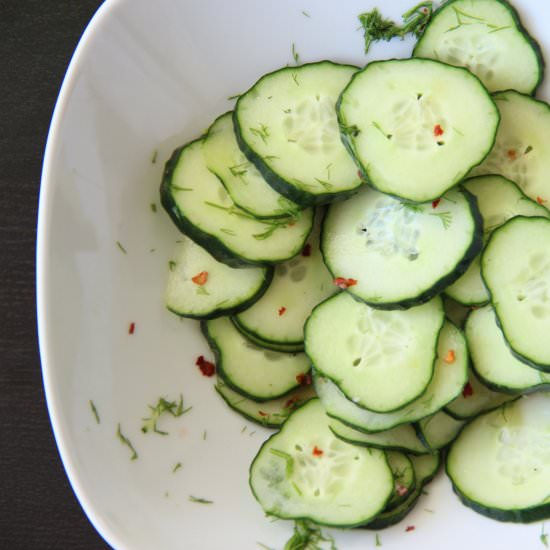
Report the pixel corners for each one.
[481,216,550,372]
[233,61,364,207]
[336,58,500,204]
[413,0,545,96]
[231,316,304,353]
[200,320,304,403]
[166,267,273,321]
[320,188,484,310]
[160,140,313,268]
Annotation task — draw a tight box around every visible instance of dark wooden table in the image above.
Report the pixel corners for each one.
[1,1,110,548]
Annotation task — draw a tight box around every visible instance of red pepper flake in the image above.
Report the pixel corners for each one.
[128,322,136,335]
[285,397,299,409]
[444,349,456,364]
[433,124,444,137]
[537,196,547,205]
[432,198,441,209]
[258,411,269,417]
[462,381,474,398]
[396,483,409,497]
[296,373,312,386]
[507,149,517,160]
[191,271,208,285]
[312,446,324,457]
[405,526,416,533]
[288,221,296,227]
[357,170,363,179]
[301,243,312,257]
[195,355,215,377]
[278,307,287,316]
[334,277,358,290]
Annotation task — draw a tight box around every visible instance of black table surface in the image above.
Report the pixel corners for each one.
[1,1,110,548]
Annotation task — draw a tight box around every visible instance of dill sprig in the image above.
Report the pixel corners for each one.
[116,423,138,460]
[189,495,214,504]
[284,520,337,550]
[358,2,433,54]
[89,400,100,424]
[141,395,192,435]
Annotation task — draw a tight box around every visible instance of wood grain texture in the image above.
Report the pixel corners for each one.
[0,1,110,548]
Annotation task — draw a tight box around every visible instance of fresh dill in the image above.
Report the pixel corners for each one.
[375,533,382,547]
[220,228,237,236]
[141,395,192,435]
[116,423,138,460]
[229,161,249,178]
[203,430,207,441]
[151,149,158,164]
[429,211,453,230]
[292,42,300,64]
[358,2,433,54]
[227,93,241,100]
[250,123,270,144]
[89,400,100,424]
[188,495,214,504]
[168,260,177,271]
[172,462,182,473]
[270,448,294,477]
[196,285,210,296]
[541,524,549,548]
[372,121,392,140]
[283,520,337,550]
[291,72,300,86]
[116,241,127,254]
[301,10,310,18]
[150,202,157,213]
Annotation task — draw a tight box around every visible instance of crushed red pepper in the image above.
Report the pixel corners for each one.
[432,198,441,209]
[312,446,324,457]
[444,349,456,364]
[507,149,517,160]
[334,277,358,290]
[396,484,408,497]
[296,373,312,386]
[258,411,269,417]
[405,526,415,532]
[278,307,287,316]
[128,322,136,335]
[301,243,312,257]
[192,271,208,285]
[462,381,474,398]
[433,124,444,137]
[537,196,547,205]
[195,355,215,377]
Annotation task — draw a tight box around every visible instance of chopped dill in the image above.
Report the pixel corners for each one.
[116,241,127,254]
[150,202,157,213]
[189,495,213,504]
[141,395,192,435]
[172,462,182,473]
[89,400,100,424]
[116,423,138,460]
[292,42,300,64]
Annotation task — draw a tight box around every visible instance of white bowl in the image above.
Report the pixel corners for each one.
[37,0,550,548]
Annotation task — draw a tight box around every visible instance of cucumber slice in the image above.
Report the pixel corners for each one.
[203,112,299,219]
[385,452,416,511]
[364,453,441,530]
[164,235,272,319]
[160,138,314,267]
[471,91,550,207]
[329,419,428,455]
[482,216,550,370]
[413,0,543,94]
[443,296,471,328]
[445,175,549,306]
[305,293,444,413]
[447,393,550,522]
[234,61,362,206]
[230,321,303,353]
[445,368,516,420]
[214,379,315,428]
[337,58,499,202]
[314,321,468,432]
[466,305,550,393]
[233,212,335,349]
[321,186,482,308]
[416,411,465,452]
[202,317,310,401]
[249,399,394,527]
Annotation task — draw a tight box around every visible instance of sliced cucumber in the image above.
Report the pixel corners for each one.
[203,112,299,219]
[314,320,468,432]
[202,317,310,401]
[234,61,362,206]
[482,216,550,370]
[337,58,499,202]
[416,411,465,452]
[164,235,272,319]
[215,380,315,428]
[321,186,482,308]
[305,293,444,413]
[385,452,416,511]
[160,138,314,267]
[249,399,394,527]
[447,393,550,522]
[413,0,543,94]
[443,296,471,328]
[364,453,441,530]
[471,91,550,207]
[445,175,549,305]
[329,419,428,455]
[445,368,516,420]
[466,305,550,393]
[233,212,335,349]
[230,321,303,353]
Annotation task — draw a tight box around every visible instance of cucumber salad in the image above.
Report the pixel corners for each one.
[159,0,550,542]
